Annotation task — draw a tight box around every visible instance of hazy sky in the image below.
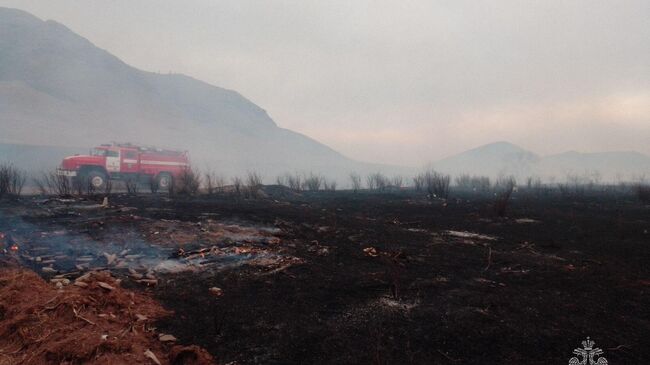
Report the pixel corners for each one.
[1,0,648,166]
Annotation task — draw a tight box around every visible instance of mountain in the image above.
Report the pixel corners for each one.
[0,7,402,181]
[431,142,540,178]
[536,151,650,181]
[431,142,650,182]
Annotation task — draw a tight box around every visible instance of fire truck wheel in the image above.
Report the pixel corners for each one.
[157,173,172,190]
[87,171,107,189]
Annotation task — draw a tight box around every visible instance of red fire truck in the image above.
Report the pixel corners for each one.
[57,143,189,189]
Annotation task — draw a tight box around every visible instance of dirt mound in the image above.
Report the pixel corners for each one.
[0,268,215,365]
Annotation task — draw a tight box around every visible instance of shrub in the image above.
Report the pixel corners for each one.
[174,168,201,196]
[277,172,303,191]
[558,171,601,196]
[349,172,362,192]
[205,171,225,195]
[232,177,243,196]
[414,170,450,199]
[0,163,27,197]
[525,176,542,190]
[286,173,302,191]
[72,175,96,196]
[304,173,323,191]
[455,174,491,192]
[245,171,263,197]
[33,171,72,197]
[424,170,450,199]
[391,176,404,190]
[366,172,389,191]
[124,177,139,195]
[323,179,337,192]
[413,174,425,191]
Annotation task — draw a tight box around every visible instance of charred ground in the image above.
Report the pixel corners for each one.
[1,188,649,364]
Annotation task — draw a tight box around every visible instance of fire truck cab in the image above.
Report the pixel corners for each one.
[57,143,189,189]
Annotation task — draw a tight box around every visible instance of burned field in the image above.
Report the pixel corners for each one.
[1,190,649,364]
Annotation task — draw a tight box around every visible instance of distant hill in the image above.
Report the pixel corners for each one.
[536,151,650,181]
[432,141,539,178]
[0,7,404,181]
[431,142,650,182]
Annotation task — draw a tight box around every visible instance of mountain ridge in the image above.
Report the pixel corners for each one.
[431,141,650,181]
[0,6,387,180]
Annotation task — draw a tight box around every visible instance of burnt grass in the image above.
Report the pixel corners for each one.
[3,188,650,364]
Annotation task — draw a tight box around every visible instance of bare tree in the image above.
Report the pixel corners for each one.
[349,172,362,192]
[494,176,516,217]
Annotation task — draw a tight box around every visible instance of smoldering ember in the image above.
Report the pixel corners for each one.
[0,3,649,365]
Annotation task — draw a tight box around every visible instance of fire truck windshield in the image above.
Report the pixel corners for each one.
[91,148,106,156]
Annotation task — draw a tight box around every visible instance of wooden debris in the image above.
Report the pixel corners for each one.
[144,349,161,365]
[97,281,115,291]
[158,334,177,342]
[50,278,70,285]
[208,287,223,297]
[103,252,117,265]
[363,247,379,257]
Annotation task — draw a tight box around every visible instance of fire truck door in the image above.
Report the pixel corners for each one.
[121,150,139,174]
[105,149,121,173]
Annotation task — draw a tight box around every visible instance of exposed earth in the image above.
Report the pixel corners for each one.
[1,188,648,364]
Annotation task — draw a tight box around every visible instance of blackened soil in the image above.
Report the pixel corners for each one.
[143,191,650,365]
[3,189,650,364]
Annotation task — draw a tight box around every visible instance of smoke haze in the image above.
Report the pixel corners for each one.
[0,0,647,167]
